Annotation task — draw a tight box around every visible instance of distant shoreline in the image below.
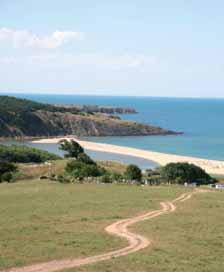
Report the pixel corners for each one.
[32,136,224,175]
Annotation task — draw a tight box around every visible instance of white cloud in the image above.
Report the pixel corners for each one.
[0,53,156,70]
[0,28,83,49]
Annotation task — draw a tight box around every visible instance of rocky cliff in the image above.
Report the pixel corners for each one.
[0,96,179,138]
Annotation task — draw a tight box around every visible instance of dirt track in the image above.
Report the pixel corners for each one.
[3,190,206,272]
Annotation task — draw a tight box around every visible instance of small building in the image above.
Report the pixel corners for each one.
[215,184,224,189]
[209,184,224,189]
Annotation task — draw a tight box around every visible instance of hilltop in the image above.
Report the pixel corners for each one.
[0,96,178,138]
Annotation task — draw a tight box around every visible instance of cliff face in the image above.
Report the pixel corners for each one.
[0,96,179,138]
[2,110,177,138]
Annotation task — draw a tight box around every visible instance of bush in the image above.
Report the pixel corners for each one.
[0,161,17,183]
[101,174,113,183]
[39,175,48,180]
[161,162,214,185]
[100,172,124,183]
[65,160,104,180]
[57,175,71,183]
[1,172,14,182]
[0,144,60,163]
[125,164,142,181]
[110,172,124,183]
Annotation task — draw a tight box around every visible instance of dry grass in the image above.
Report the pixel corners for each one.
[97,160,127,174]
[17,160,126,181]
[17,160,67,180]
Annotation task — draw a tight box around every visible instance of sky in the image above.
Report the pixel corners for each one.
[0,0,224,97]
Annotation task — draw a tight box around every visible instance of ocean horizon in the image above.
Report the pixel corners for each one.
[4,92,224,161]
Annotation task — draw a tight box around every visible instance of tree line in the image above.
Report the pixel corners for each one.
[0,139,215,185]
[57,139,215,185]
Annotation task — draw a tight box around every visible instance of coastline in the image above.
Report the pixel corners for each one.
[32,137,224,175]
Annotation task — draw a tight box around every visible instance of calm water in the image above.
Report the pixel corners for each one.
[6,93,224,161]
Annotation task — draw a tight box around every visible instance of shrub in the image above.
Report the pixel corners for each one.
[0,161,17,183]
[125,164,142,181]
[101,174,113,183]
[57,175,71,183]
[110,172,124,182]
[39,176,48,180]
[1,172,14,182]
[0,144,60,163]
[65,160,104,180]
[161,162,214,185]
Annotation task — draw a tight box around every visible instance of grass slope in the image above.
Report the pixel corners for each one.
[0,182,187,269]
[0,182,223,272]
[73,190,224,272]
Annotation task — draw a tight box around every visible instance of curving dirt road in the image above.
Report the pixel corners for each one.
[3,190,206,272]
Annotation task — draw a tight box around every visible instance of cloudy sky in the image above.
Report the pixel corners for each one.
[0,0,224,97]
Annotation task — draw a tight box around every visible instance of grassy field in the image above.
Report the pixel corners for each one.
[0,181,223,272]
[73,189,224,272]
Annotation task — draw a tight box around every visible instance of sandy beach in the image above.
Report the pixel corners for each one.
[32,137,224,176]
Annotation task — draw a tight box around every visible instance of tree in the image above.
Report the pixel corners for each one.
[125,164,142,181]
[161,162,214,185]
[59,139,84,158]
[0,161,17,183]
[77,153,96,165]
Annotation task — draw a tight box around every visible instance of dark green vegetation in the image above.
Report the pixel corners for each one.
[59,139,84,158]
[0,161,17,182]
[55,144,216,186]
[58,140,143,183]
[161,162,215,185]
[0,144,60,163]
[124,164,142,181]
[65,160,105,180]
[0,96,54,113]
[0,95,178,137]
[60,140,108,181]
[0,140,216,187]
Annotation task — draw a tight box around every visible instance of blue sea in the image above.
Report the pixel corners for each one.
[5,93,224,162]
